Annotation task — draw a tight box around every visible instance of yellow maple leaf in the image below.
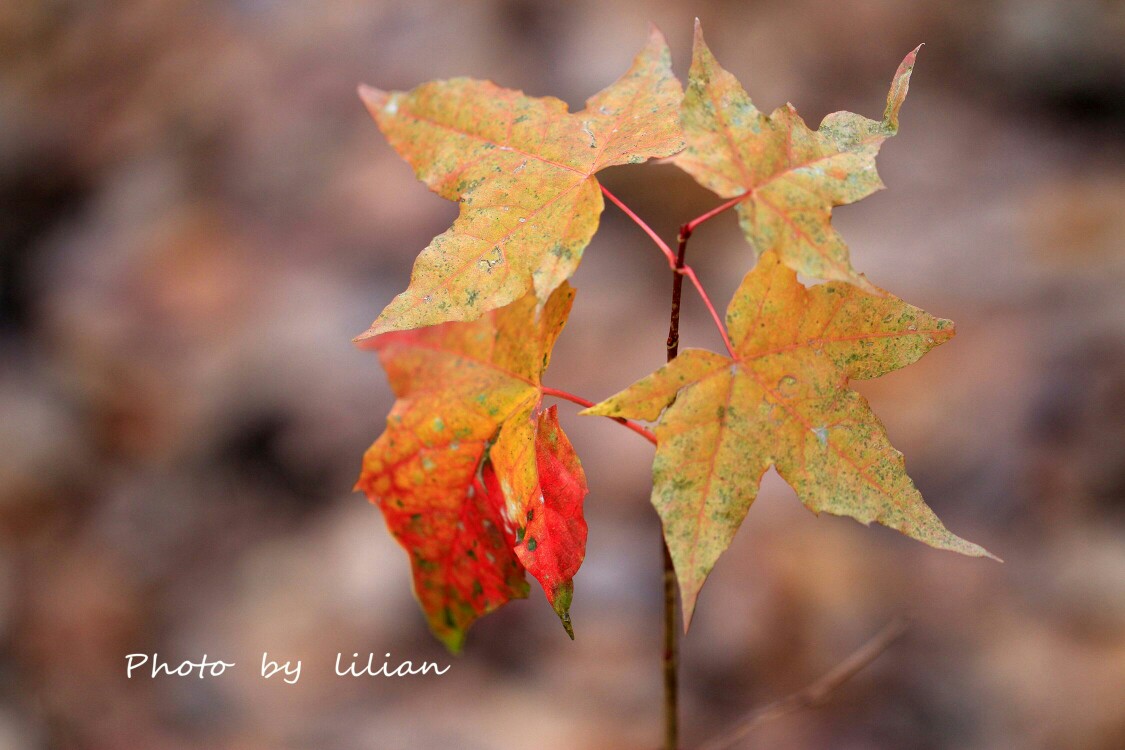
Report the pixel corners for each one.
[584,251,996,627]
[673,20,919,291]
[356,29,683,339]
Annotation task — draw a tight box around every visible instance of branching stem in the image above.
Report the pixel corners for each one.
[600,184,735,357]
[599,183,757,749]
[683,191,748,235]
[599,183,677,267]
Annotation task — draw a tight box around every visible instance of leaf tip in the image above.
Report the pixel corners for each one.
[691,17,707,52]
[552,581,576,640]
[645,21,668,47]
[577,398,615,417]
[681,594,698,634]
[883,45,923,132]
[849,271,883,296]
[352,326,380,348]
[675,567,703,634]
[439,632,466,655]
[957,533,1002,563]
[964,543,1003,564]
[358,83,388,110]
[928,525,1002,564]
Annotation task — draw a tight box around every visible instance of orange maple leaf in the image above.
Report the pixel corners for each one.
[585,251,996,627]
[356,285,588,650]
[673,21,919,291]
[356,28,684,339]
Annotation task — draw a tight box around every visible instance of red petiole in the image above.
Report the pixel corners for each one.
[600,184,738,357]
[542,386,657,445]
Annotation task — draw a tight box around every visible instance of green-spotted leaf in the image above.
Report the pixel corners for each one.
[673,20,920,291]
[583,251,996,627]
[356,28,683,339]
[484,405,589,639]
[356,284,589,651]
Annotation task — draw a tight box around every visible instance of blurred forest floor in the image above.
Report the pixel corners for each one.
[1,1,1123,748]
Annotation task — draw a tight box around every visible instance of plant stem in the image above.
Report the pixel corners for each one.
[600,183,677,267]
[662,542,678,750]
[600,184,734,357]
[678,264,735,356]
[541,386,657,445]
[667,225,688,359]
[599,185,754,748]
[660,223,691,750]
[684,191,748,235]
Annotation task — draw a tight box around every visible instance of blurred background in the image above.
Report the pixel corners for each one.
[1,1,1123,748]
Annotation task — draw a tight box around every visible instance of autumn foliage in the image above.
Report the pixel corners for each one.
[355,21,993,653]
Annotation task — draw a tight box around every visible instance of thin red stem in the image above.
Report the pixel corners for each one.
[684,191,748,235]
[680,264,735,357]
[599,184,735,358]
[541,386,657,446]
[600,184,677,266]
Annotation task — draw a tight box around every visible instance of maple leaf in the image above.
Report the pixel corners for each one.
[355,28,684,340]
[356,284,588,651]
[583,251,996,627]
[672,20,919,291]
